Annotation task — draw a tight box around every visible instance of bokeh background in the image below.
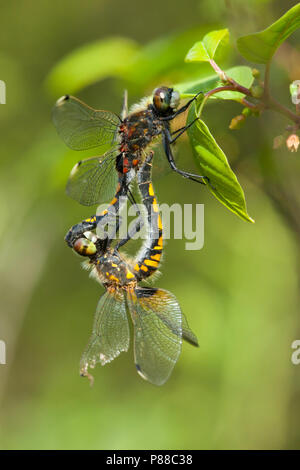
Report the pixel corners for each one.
[0,0,300,450]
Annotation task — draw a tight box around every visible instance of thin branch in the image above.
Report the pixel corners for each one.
[206,58,300,126]
[209,59,252,96]
[263,61,271,100]
[239,97,260,111]
[261,61,300,125]
[267,96,300,125]
[204,85,238,98]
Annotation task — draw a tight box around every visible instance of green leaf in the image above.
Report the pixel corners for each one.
[45,37,139,96]
[187,105,254,223]
[237,3,300,63]
[185,28,229,62]
[176,66,254,101]
[124,26,212,84]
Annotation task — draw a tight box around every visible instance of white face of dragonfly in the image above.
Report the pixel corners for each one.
[170,90,180,110]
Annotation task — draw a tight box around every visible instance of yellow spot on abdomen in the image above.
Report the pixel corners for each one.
[144,259,158,267]
[110,197,118,205]
[152,197,159,212]
[148,184,154,196]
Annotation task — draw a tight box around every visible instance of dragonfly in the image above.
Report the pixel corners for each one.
[52,87,206,247]
[73,153,198,385]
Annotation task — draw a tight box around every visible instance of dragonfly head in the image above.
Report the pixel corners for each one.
[152,87,180,116]
[73,237,97,257]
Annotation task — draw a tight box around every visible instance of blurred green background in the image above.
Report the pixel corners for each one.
[0,0,300,450]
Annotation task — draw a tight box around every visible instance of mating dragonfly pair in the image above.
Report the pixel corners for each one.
[53,86,204,385]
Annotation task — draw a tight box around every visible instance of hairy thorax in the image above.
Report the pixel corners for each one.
[119,106,163,154]
[90,249,137,288]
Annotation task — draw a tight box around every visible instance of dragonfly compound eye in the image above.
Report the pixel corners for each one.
[153,86,174,114]
[73,238,97,257]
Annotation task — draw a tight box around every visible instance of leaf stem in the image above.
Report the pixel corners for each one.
[204,85,238,98]
[263,61,271,100]
[239,98,260,111]
[204,86,259,111]
[206,59,300,125]
[266,95,300,125]
[209,59,252,96]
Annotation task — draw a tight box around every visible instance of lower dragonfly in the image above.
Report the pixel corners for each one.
[72,153,198,385]
[52,87,206,247]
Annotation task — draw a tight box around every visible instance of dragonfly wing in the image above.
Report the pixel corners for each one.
[181,313,199,347]
[66,148,119,206]
[126,287,182,386]
[136,287,198,347]
[80,289,129,377]
[52,95,120,150]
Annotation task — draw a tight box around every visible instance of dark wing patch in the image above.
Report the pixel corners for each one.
[126,287,182,386]
[136,287,198,346]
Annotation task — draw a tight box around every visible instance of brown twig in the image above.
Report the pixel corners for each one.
[205,59,300,126]
[209,59,252,96]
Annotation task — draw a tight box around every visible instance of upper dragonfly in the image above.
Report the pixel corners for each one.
[53,87,206,247]
[52,87,206,206]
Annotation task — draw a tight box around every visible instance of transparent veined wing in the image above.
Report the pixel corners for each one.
[126,286,182,386]
[66,148,119,206]
[181,313,199,347]
[80,289,129,379]
[136,287,198,346]
[52,95,120,150]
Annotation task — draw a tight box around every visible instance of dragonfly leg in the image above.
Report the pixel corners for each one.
[160,91,203,121]
[65,171,143,250]
[65,168,131,248]
[169,117,199,144]
[114,216,144,251]
[113,174,146,252]
[162,126,210,186]
[115,152,156,253]
[115,187,144,245]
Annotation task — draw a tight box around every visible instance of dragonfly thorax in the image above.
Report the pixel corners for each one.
[94,249,136,287]
[120,108,163,154]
